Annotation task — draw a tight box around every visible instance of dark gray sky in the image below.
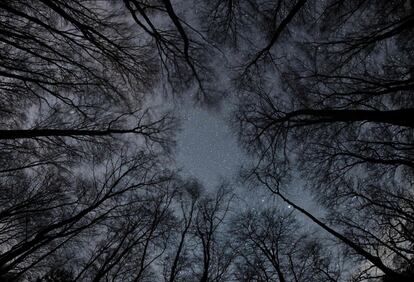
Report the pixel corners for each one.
[175,104,323,216]
[176,106,245,189]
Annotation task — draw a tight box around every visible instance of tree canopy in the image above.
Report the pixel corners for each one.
[1,0,413,281]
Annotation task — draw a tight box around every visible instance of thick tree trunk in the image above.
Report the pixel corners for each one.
[256,175,406,280]
[276,191,406,280]
[0,129,138,140]
[280,108,414,128]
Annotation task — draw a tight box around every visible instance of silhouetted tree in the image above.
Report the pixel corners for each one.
[0,1,199,280]
[220,0,414,280]
[193,185,234,282]
[231,207,342,282]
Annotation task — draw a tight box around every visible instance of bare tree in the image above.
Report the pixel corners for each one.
[161,179,201,282]
[0,150,176,280]
[231,207,342,282]
[160,183,234,282]
[193,185,234,282]
[212,0,414,280]
[0,2,198,280]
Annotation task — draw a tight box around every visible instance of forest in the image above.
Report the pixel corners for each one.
[0,0,413,281]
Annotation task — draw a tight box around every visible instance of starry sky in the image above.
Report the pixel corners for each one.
[175,103,323,216]
[176,105,246,189]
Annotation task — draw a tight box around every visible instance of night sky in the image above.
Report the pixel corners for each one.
[176,105,245,189]
[176,104,278,207]
[175,103,323,216]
